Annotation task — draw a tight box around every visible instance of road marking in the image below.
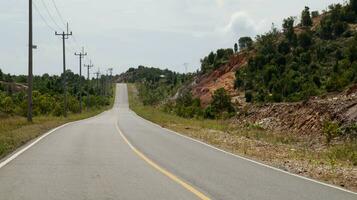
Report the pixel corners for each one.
[115,123,211,200]
[131,111,357,195]
[0,111,108,169]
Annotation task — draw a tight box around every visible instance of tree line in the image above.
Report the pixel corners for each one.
[0,69,112,117]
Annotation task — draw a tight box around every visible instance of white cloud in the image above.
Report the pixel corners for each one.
[222,11,267,38]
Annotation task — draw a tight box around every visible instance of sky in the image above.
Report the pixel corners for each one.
[0,0,345,77]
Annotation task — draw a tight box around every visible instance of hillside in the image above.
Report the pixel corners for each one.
[192,4,357,105]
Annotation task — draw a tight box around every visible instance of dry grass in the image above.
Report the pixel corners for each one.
[127,84,357,192]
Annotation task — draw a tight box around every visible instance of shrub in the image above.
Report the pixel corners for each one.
[323,121,342,145]
[0,96,14,114]
[203,105,216,119]
[210,88,235,117]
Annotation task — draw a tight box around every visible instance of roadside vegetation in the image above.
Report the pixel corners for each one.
[128,84,357,191]
[0,69,114,159]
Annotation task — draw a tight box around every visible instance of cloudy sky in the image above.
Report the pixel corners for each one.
[0,0,344,76]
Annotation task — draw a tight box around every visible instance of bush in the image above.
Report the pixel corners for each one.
[203,105,216,119]
[323,121,342,144]
[52,102,63,116]
[210,88,235,117]
[68,96,80,113]
[0,96,14,114]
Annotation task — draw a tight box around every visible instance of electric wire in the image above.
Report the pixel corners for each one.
[50,0,67,27]
[39,0,65,31]
[33,1,57,32]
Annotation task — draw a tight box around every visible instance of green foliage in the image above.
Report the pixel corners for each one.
[122,66,190,107]
[233,4,357,103]
[323,121,342,145]
[0,69,112,117]
[283,17,297,45]
[238,37,253,50]
[298,31,313,49]
[208,88,235,118]
[119,65,188,85]
[301,6,313,27]
[201,49,234,73]
[327,143,357,166]
[0,96,14,114]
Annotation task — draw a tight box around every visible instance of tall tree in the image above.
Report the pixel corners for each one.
[282,17,297,44]
[234,43,238,53]
[301,6,313,27]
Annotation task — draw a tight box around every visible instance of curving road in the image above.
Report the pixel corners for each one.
[0,84,356,200]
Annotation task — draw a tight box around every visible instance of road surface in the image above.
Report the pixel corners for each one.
[0,84,356,200]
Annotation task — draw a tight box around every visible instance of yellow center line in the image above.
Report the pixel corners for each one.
[115,123,211,200]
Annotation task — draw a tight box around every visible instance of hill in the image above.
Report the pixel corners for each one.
[192,2,357,105]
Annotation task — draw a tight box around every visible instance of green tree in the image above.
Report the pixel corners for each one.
[234,43,238,53]
[301,6,313,27]
[210,88,235,115]
[238,37,253,50]
[282,17,297,44]
[298,31,313,49]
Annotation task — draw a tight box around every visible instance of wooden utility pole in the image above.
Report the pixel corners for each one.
[27,0,33,122]
[74,48,87,113]
[84,61,93,110]
[55,23,72,117]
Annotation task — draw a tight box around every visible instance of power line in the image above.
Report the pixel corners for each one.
[39,0,65,31]
[50,0,67,27]
[33,1,57,31]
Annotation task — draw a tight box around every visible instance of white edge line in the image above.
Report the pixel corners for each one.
[0,110,109,169]
[129,110,357,195]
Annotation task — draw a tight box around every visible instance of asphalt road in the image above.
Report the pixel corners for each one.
[0,84,356,200]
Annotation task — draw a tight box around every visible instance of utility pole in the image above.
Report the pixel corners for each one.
[94,69,100,95]
[108,68,113,96]
[84,61,93,110]
[74,48,87,113]
[55,23,72,117]
[27,0,33,122]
